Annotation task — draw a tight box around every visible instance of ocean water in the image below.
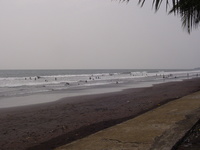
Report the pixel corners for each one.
[0,69,200,97]
[0,69,200,108]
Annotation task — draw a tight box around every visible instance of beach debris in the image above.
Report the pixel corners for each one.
[3,131,8,135]
[49,129,55,133]
[25,136,31,140]
[62,125,68,131]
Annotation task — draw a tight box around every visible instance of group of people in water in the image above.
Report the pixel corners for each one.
[25,76,59,83]
[25,76,42,81]
[23,72,200,89]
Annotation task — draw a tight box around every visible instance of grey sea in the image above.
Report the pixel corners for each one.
[0,69,200,108]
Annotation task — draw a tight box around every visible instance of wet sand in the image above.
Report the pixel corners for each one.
[0,78,200,150]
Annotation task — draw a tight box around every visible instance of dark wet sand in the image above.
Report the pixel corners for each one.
[0,78,200,150]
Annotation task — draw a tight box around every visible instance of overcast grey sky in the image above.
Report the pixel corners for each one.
[0,0,199,69]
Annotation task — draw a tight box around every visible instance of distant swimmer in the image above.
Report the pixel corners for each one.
[55,78,57,81]
[65,82,70,85]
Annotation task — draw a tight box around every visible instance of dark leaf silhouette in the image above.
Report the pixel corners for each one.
[137,0,200,33]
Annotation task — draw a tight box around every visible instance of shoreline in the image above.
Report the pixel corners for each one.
[0,78,200,150]
[0,76,189,108]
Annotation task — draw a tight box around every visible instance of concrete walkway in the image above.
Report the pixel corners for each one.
[55,91,200,150]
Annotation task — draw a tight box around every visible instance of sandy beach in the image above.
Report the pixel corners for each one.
[0,78,200,150]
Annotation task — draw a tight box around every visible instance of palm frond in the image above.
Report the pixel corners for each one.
[138,0,200,33]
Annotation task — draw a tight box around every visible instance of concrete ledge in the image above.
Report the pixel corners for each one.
[55,91,200,150]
